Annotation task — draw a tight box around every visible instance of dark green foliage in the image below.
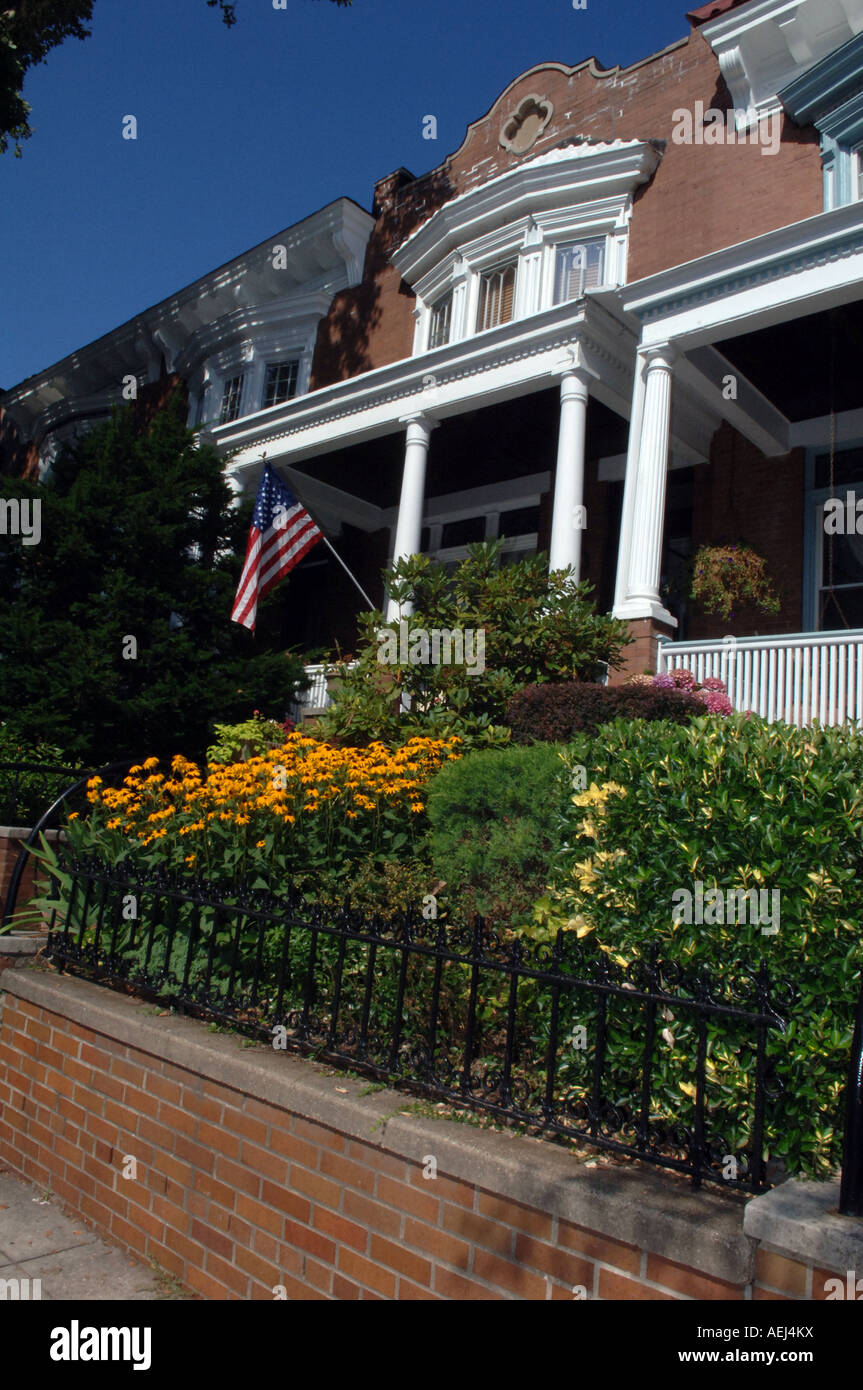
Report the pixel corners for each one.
[533,715,863,1177]
[0,2,93,154]
[426,743,569,926]
[0,398,304,764]
[0,726,70,824]
[317,542,632,747]
[505,680,702,743]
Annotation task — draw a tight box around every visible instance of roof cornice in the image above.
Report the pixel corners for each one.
[391,141,662,290]
[2,198,373,421]
[697,0,863,130]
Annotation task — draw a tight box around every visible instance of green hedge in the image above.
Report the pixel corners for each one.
[426,743,568,926]
[529,714,863,1178]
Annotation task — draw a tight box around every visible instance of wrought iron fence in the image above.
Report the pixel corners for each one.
[0,760,134,929]
[42,850,791,1194]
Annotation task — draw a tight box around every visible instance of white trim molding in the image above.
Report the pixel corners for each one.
[391,140,661,356]
[211,295,640,473]
[699,0,863,133]
[620,198,863,351]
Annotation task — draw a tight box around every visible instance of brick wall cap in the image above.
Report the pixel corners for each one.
[0,827,62,839]
[1,968,753,1284]
[0,934,43,956]
[744,1179,863,1275]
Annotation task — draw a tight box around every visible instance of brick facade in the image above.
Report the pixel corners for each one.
[311,32,822,387]
[688,426,807,641]
[0,971,855,1302]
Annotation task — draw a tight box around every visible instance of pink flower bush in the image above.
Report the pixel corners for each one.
[627,669,734,717]
[694,688,734,715]
[668,668,698,692]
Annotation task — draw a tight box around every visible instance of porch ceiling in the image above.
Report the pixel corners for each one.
[256,388,629,514]
[717,298,863,422]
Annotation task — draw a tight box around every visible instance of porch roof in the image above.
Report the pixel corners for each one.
[208,294,641,484]
[620,199,863,352]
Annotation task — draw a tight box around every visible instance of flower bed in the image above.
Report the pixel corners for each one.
[71,735,461,895]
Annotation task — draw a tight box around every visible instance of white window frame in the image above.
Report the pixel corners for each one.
[416,202,629,354]
[552,237,607,304]
[428,292,453,350]
[219,373,245,424]
[262,358,300,410]
[475,259,519,334]
[388,478,548,567]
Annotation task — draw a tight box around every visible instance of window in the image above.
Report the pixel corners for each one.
[423,507,539,570]
[498,505,540,539]
[554,239,606,304]
[263,360,299,409]
[428,294,452,350]
[219,374,244,424]
[440,516,486,548]
[194,386,210,427]
[476,261,517,332]
[811,446,863,629]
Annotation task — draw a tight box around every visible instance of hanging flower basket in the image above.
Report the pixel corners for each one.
[690,544,780,623]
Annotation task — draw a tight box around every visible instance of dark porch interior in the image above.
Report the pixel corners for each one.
[276,387,630,656]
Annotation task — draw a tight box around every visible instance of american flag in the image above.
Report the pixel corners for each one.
[231,463,322,630]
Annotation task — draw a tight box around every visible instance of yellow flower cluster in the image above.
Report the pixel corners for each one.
[573,781,626,842]
[86,735,461,847]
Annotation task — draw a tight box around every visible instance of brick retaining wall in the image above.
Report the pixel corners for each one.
[0,970,859,1301]
[0,827,61,924]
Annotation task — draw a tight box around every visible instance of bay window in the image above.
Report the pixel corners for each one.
[219,374,244,424]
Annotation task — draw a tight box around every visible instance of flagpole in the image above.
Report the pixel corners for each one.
[319,534,377,612]
[257,453,378,613]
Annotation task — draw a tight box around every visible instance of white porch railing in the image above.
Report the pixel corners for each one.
[291,662,357,722]
[658,630,863,727]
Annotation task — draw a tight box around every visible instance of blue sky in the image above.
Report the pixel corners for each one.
[1,0,691,389]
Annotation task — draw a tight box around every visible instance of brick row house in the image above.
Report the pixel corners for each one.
[5,0,863,721]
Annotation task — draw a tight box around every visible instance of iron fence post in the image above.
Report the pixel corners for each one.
[839,974,863,1217]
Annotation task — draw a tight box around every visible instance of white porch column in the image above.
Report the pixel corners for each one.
[613,348,647,612]
[548,367,591,579]
[614,343,677,626]
[386,412,436,621]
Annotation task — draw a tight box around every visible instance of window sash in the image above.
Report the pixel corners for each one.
[219,374,244,424]
[476,262,517,332]
[554,240,605,303]
[264,360,299,409]
[429,295,452,349]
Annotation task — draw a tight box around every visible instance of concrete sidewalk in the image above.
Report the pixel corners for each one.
[0,1166,190,1300]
